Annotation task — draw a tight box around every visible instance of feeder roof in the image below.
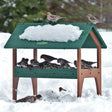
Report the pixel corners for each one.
[4,23,107,49]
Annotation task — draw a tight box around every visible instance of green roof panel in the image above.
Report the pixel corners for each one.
[4,23,107,49]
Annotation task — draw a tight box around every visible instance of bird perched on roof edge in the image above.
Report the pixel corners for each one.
[46,12,65,23]
[86,14,104,24]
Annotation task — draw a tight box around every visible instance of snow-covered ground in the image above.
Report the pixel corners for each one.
[0,31,112,112]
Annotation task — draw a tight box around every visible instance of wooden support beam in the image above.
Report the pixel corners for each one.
[33,49,37,59]
[89,30,101,68]
[77,30,102,96]
[12,49,19,100]
[89,30,101,48]
[90,30,102,95]
[31,49,37,95]
[95,47,101,95]
[77,49,84,97]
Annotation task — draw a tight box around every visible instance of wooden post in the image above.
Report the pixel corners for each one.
[95,47,101,95]
[31,49,37,95]
[90,30,102,95]
[12,49,19,100]
[77,49,84,97]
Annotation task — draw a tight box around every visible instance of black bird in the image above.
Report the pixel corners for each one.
[30,59,39,67]
[57,58,71,68]
[40,54,57,62]
[17,58,29,68]
[74,60,96,69]
[16,94,42,103]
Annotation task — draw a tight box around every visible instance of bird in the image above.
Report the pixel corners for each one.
[48,63,61,68]
[16,94,42,103]
[86,14,103,24]
[46,12,65,23]
[27,64,33,70]
[74,59,96,69]
[38,61,49,69]
[30,59,39,67]
[57,58,71,68]
[59,87,67,92]
[40,54,57,63]
[82,59,96,66]
[17,58,29,68]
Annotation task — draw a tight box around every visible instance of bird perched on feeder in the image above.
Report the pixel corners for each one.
[16,94,42,103]
[40,54,57,63]
[17,58,29,68]
[30,59,39,67]
[57,58,71,68]
[86,14,103,24]
[82,59,96,66]
[46,12,65,23]
[49,63,61,68]
[38,61,49,69]
[74,59,96,69]
[59,87,67,92]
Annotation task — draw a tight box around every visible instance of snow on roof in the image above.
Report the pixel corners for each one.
[19,24,83,42]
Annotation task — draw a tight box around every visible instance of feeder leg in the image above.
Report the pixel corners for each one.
[77,77,84,97]
[31,78,37,95]
[12,49,19,100]
[13,78,19,100]
[77,49,84,97]
[95,75,101,95]
[31,49,37,95]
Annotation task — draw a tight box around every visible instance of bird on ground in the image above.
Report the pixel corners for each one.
[87,14,103,24]
[46,12,65,23]
[74,59,96,69]
[16,94,42,103]
[59,87,67,92]
[17,58,29,68]
[57,58,71,68]
[40,54,57,63]
[30,59,39,67]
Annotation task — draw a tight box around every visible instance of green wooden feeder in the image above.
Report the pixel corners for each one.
[4,23,107,100]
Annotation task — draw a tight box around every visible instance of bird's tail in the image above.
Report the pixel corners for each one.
[61,17,66,19]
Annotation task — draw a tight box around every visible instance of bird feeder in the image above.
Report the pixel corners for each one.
[4,23,107,100]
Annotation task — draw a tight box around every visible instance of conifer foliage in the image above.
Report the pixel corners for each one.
[0,0,48,33]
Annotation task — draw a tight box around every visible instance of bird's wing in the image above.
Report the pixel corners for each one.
[82,60,96,65]
[90,15,97,20]
[62,58,71,63]
[50,14,56,18]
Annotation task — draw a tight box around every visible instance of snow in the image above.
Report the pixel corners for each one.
[0,30,112,112]
[19,24,83,42]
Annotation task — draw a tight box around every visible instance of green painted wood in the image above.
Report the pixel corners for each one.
[4,23,107,49]
[14,67,77,79]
